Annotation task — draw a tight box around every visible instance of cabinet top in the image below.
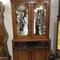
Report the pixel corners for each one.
[10,0,50,3]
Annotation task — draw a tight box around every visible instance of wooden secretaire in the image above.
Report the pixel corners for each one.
[10,0,51,60]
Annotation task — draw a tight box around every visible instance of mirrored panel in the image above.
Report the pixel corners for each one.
[34,5,46,35]
[16,5,28,36]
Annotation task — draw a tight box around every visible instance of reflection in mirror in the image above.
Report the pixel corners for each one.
[16,5,28,36]
[34,5,46,35]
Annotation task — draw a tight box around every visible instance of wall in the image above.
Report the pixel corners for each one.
[49,0,59,52]
[0,0,59,59]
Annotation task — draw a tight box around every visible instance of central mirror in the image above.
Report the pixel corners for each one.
[34,5,46,35]
[16,5,28,36]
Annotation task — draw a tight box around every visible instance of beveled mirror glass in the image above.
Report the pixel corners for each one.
[34,5,46,35]
[16,5,28,36]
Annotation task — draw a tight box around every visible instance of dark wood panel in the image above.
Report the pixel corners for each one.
[18,50,28,60]
[35,50,45,60]
[45,50,49,60]
[13,49,17,60]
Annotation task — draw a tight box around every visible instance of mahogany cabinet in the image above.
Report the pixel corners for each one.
[10,0,51,60]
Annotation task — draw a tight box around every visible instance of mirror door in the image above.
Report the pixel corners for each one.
[16,4,28,36]
[34,4,46,35]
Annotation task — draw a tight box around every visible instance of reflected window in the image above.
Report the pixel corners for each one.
[16,5,28,36]
[34,5,46,35]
